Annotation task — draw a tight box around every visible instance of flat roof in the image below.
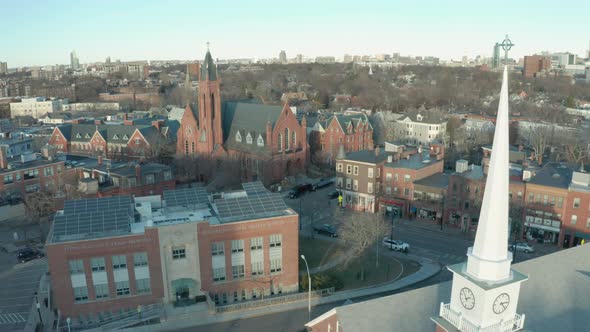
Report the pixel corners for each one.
[385,153,441,170]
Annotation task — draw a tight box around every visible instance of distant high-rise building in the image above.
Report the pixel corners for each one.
[523,55,551,78]
[343,54,353,63]
[296,54,303,63]
[0,62,7,74]
[70,51,80,69]
[105,56,111,64]
[279,50,287,64]
[492,43,501,68]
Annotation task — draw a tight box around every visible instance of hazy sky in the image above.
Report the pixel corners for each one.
[3,0,589,67]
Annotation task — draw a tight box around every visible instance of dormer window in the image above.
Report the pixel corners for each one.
[246,132,252,144]
[257,135,264,147]
[416,114,423,121]
[76,133,81,138]
[113,134,119,140]
[85,133,91,138]
[123,134,129,140]
[235,131,242,142]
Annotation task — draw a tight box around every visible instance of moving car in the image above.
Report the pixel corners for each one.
[17,248,44,263]
[508,242,534,253]
[327,190,341,199]
[312,224,338,237]
[288,183,313,199]
[312,177,335,191]
[382,237,410,251]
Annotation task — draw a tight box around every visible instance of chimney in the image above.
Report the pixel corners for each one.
[135,163,142,184]
[374,146,380,156]
[456,159,469,173]
[387,155,392,163]
[98,155,103,165]
[151,120,161,130]
[0,146,7,169]
[94,119,102,125]
[124,120,134,126]
[266,120,272,147]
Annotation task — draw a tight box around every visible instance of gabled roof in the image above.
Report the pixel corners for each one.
[222,101,283,140]
[57,124,163,144]
[528,162,574,189]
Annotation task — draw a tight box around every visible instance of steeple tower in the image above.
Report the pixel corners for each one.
[197,45,223,154]
[432,67,528,332]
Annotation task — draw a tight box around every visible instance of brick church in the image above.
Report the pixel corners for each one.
[176,50,308,185]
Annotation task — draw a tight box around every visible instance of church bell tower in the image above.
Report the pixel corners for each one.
[432,67,528,332]
[198,45,223,154]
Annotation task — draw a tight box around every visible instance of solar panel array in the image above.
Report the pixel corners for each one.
[164,187,209,207]
[53,196,133,242]
[63,195,133,215]
[242,181,268,196]
[215,192,288,222]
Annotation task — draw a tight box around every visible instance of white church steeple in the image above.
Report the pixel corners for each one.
[432,67,528,332]
[466,66,512,282]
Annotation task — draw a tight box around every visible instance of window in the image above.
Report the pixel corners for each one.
[68,260,84,274]
[385,186,391,195]
[76,133,81,138]
[3,174,13,184]
[284,128,290,150]
[346,178,351,189]
[277,133,282,152]
[112,255,127,270]
[404,188,410,196]
[232,264,245,279]
[528,193,534,203]
[172,246,186,260]
[242,289,247,301]
[353,166,359,175]
[368,168,373,178]
[213,267,226,281]
[571,215,577,225]
[353,179,358,191]
[235,131,242,142]
[251,261,264,276]
[250,237,263,250]
[116,281,130,296]
[386,172,392,181]
[543,195,548,206]
[184,141,189,155]
[41,166,52,177]
[573,198,581,208]
[73,286,88,302]
[270,258,282,274]
[123,134,128,140]
[94,284,109,299]
[394,174,399,182]
[587,217,590,228]
[336,177,342,188]
[257,135,264,147]
[211,242,224,256]
[85,133,91,138]
[246,133,252,144]
[133,252,148,267]
[336,163,343,173]
[346,165,352,174]
[404,174,411,182]
[231,240,244,253]
[90,257,105,272]
[136,278,151,294]
[24,169,39,180]
[465,201,470,209]
[557,197,563,208]
[113,134,119,140]
[163,170,172,180]
[144,174,155,185]
[368,182,373,194]
[270,234,282,247]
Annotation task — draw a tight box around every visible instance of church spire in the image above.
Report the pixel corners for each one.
[185,63,191,106]
[200,43,217,81]
[466,66,512,282]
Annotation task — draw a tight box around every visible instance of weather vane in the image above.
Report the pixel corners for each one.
[498,35,514,66]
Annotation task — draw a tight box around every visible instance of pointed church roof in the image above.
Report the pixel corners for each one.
[466,66,512,282]
[200,50,217,81]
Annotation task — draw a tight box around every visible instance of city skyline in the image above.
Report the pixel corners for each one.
[3,0,590,67]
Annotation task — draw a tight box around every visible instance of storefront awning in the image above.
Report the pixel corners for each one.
[574,232,590,240]
[525,222,560,233]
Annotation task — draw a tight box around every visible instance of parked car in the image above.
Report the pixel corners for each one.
[327,190,341,199]
[508,242,534,253]
[312,224,338,237]
[17,248,44,263]
[312,177,335,191]
[382,237,410,251]
[288,183,313,199]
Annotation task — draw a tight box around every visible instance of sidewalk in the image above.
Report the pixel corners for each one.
[129,258,441,332]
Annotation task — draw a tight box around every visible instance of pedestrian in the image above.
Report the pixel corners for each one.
[137,304,142,320]
[338,194,343,208]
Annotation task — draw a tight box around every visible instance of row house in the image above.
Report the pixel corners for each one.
[0,144,65,200]
[411,172,449,223]
[47,183,299,327]
[309,113,374,164]
[391,109,447,146]
[49,123,167,160]
[563,170,590,247]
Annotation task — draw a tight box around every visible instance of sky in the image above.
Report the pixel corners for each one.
[2,0,589,67]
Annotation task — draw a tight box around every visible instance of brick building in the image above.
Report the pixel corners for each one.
[562,170,590,247]
[523,55,551,78]
[176,50,308,185]
[46,182,299,326]
[48,122,167,160]
[309,113,374,164]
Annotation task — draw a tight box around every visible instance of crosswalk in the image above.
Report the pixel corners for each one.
[411,247,465,264]
[0,313,27,325]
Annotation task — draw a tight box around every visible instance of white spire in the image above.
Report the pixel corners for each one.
[466,66,512,282]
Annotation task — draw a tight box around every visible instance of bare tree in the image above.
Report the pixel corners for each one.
[336,209,389,280]
[24,191,55,243]
[525,126,553,166]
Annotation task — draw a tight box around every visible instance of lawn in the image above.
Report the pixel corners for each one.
[299,237,421,291]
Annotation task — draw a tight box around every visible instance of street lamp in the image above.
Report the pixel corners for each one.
[34,292,42,325]
[66,317,71,332]
[300,254,311,322]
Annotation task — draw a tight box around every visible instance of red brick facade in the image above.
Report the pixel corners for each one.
[561,188,589,247]
[46,229,164,318]
[311,114,374,163]
[0,160,65,199]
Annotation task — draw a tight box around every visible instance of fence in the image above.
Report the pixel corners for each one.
[215,287,335,313]
[439,302,526,332]
[56,303,162,331]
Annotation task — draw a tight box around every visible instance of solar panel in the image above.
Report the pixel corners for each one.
[164,187,209,207]
[64,195,133,215]
[215,192,288,222]
[242,181,268,196]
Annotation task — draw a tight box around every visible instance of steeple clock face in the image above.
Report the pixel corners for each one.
[459,287,475,310]
[493,293,510,314]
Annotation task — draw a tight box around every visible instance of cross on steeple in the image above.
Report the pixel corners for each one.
[498,35,515,66]
[206,41,210,52]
